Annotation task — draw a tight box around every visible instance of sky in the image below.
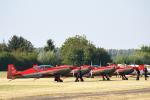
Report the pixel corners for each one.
[0,0,150,49]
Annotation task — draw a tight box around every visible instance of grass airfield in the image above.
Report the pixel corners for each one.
[0,72,150,100]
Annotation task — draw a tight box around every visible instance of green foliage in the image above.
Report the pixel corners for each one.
[108,49,136,58]
[61,35,90,66]
[113,55,128,64]
[61,35,111,66]
[141,45,150,53]
[93,48,112,65]
[37,51,60,65]
[0,43,9,52]
[8,35,34,52]
[0,51,38,71]
[12,51,38,69]
[0,52,16,71]
[112,46,150,65]
[44,39,55,51]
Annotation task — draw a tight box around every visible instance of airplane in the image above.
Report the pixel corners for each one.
[7,64,76,82]
[115,64,145,80]
[70,65,93,82]
[115,66,134,80]
[90,64,118,80]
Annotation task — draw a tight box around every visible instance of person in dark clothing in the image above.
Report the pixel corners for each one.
[54,74,63,82]
[75,67,84,82]
[136,68,140,80]
[75,73,79,82]
[144,67,148,80]
[122,74,128,80]
[79,70,84,82]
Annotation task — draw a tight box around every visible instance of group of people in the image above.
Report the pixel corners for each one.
[136,67,148,80]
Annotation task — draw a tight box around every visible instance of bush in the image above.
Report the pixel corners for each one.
[0,51,39,71]
[0,52,16,71]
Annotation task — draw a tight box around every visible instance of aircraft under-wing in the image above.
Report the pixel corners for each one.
[90,64,117,80]
[115,66,134,80]
[70,65,92,82]
[7,64,76,82]
[115,65,145,80]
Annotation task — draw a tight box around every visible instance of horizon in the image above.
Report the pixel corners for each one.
[0,0,150,49]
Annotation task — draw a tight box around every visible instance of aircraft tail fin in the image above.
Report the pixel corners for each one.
[33,64,38,67]
[7,64,17,79]
[138,64,145,70]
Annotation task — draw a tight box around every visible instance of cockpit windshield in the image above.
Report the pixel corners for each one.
[39,65,53,69]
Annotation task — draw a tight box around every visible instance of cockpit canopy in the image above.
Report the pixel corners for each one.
[38,65,53,68]
[33,65,54,70]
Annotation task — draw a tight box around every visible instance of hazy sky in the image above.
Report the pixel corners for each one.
[0,0,150,49]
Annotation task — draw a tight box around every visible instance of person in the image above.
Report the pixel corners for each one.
[54,74,63,82]
[144,67,148,80]
[136,68,140,80]
[75,67,84,82]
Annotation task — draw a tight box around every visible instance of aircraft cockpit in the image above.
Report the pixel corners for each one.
[38,65,53,70]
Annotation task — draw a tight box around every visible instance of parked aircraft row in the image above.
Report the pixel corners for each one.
[7,64,148,82]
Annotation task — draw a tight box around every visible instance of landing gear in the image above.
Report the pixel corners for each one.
[102,75,110,81]
[105,75,110,80]
[54,75,63,82]
[102,75,106,80]
[75,75,84,82]
[121,75,128,80]
[74,72,84,82]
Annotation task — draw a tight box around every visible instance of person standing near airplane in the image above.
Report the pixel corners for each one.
[136,68,140,80]
[144,67,148,80]
[75,67,84,82]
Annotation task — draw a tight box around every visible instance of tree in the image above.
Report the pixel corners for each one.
[141,45,150,53]
[8,35,34,52]
[93,48,112,66]
[83,43,96,64]
[112,46,150,65]
[61,35,89,66]
[37,51,56,65]
[0,43,9,52]
[61,35,111,66]
[44,39,55,51]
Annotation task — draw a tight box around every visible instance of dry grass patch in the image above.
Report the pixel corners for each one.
[73,93,150,100]
[0,71,150,99]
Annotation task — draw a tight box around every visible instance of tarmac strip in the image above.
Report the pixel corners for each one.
[17,88,150,100]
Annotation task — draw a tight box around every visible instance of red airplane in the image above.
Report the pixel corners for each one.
[115,65,145,80]
[90,64,117,80]
[7,64,76,82]
[70,65,92,82]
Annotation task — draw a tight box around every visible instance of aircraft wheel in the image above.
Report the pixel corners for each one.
[54,78,58,81]
[75,79,79,82]
[59,79,63,82]
[107,78,110,81]
[103,78,106,81]
[80,78,84,82]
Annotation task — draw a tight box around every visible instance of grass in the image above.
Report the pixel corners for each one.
[0,72,150,100]
[74,93,150,100]
[0,71,7,78]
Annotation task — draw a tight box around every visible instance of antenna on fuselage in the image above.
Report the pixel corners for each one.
[100,60,101,67]
[91,61,93,66]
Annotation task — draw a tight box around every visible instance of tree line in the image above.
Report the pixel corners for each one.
[0,35,111,71]
[108,46,150,65]
[0,35,149,71]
